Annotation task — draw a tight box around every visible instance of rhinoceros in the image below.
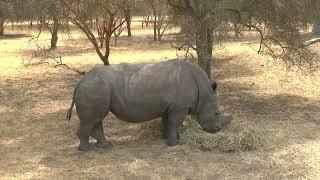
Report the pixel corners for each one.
[67,59,232,151]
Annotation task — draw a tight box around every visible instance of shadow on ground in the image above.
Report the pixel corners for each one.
[0,33,33,40]
[214,56,260,80]
[1,57,320,179]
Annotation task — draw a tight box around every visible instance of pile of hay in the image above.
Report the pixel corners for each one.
[135,120,163,142]
[124,116,265,152]
[180,116,265,152]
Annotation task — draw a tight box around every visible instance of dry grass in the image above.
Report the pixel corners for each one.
[1,22,320,179]
[181,117,265,152]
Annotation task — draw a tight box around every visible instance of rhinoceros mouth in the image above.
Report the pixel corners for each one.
[203,114,232,133]
[203,127,222,133]
[207,129,221,133]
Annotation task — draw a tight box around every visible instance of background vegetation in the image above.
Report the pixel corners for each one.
[1,0,320,179]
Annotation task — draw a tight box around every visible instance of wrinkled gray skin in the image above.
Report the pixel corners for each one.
[67,59,232,151]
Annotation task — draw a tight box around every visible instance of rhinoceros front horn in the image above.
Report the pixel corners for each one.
[221,114,233,126]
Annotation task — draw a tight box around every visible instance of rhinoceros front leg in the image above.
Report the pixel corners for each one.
[90,121,113,149]
[161,114,168,139]
[161,114,180,140]
[166,109,188,146]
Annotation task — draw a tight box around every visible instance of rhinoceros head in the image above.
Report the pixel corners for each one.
[195,81,232,133]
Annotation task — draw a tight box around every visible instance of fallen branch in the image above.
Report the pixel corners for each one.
[25,45,85,75]
[303,38,320,47]
[52,56,86,75]
[26,61,50,66]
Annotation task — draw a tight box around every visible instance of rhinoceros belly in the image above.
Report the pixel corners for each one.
[110,97,168,123]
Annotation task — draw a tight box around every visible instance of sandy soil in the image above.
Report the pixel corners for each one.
[0,23,320,179]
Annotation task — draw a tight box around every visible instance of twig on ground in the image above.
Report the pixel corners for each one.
[25,46,86,75]
[52,55,86,75]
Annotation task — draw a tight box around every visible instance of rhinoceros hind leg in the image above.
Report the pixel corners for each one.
[91,121,113,149]
[74,83,111,151]
[76,121,94,151]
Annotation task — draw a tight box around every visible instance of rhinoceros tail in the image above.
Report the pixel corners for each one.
[67,82,80,125]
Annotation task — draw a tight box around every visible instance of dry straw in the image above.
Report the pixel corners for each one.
[135,116,265,152]
[180,116,265,152]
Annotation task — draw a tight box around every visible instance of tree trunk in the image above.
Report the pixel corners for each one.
[125,9,132,37]
[102,34,111,66]
[248,17,252,31]
[90,19,94,29]
[102,56,110,66]
[196,47,212,79]
[313,22,320,35]
[114,32,118,46]
[234,23,240,38]
[146,15,150,27]
[0,20,5,35]
[207,27,213,58]
[157,28,161,41]
[96,18,105,48]
[11,21,14,30]
[196,24,213,79]
[99,38,104,48]
[50,16,59,49]
[152,7,157,41]
[142,14,150,29]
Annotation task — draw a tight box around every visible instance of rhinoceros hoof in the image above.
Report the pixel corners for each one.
[95,141,113,149]
[166,139,178,146]
[78,143,94,151]
[162,133,180,140]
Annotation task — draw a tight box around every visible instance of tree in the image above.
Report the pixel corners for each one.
[0,0,61,50]
[146,0,170,41]
[168,0,215,77]
[0,0,37,35]
[113,19,126,46]
[59,0,126,65]
[227,0,320,71]
[34,0,61,49]
[0,17,5,35]
[46,1,60,49]
[0,0,14,35]
[169,0,320,78]
[124,0,135,37]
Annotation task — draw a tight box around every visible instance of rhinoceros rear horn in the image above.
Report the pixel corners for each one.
[211,80,217,92]
[222,114,233,126]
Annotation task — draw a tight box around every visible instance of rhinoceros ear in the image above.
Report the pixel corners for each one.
[211,80,217,92]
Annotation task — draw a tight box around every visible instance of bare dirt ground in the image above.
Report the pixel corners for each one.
[1,23,320,179]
